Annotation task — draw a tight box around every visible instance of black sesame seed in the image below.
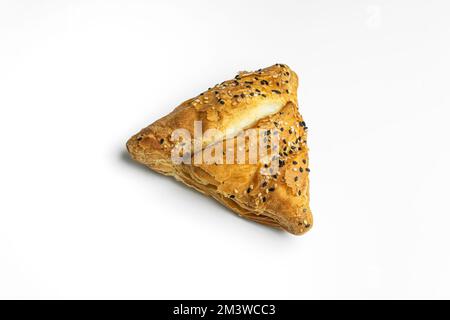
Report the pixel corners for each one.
[268,187,275,192]
[298,190,301,196]
[262,196,266,202]
[261,94,266,98]
[247,188,251,193]
[272,90,281,94]
[240,93,245,98]
[219,100,225,105]
[244,81,253,84]
[293,161,298,165]
[299,167,304,173]
[262,181,267,187]
[306,168,310,172]
[294,176,299,182]
[302,159,307,164]
[159,138,164,144]
[229,194,235,199]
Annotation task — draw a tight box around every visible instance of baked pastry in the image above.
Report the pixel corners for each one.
[126,64,312,235]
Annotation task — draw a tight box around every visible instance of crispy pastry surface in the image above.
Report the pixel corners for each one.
[127,64,312,235]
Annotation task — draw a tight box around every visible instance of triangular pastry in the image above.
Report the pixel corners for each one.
[127,64,312,235]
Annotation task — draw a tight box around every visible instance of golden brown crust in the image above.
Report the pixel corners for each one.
[126,64,312,235]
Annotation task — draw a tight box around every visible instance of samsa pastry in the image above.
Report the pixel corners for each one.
[127,64,312,235]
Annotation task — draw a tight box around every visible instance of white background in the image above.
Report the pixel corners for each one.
[1,0,449,299]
